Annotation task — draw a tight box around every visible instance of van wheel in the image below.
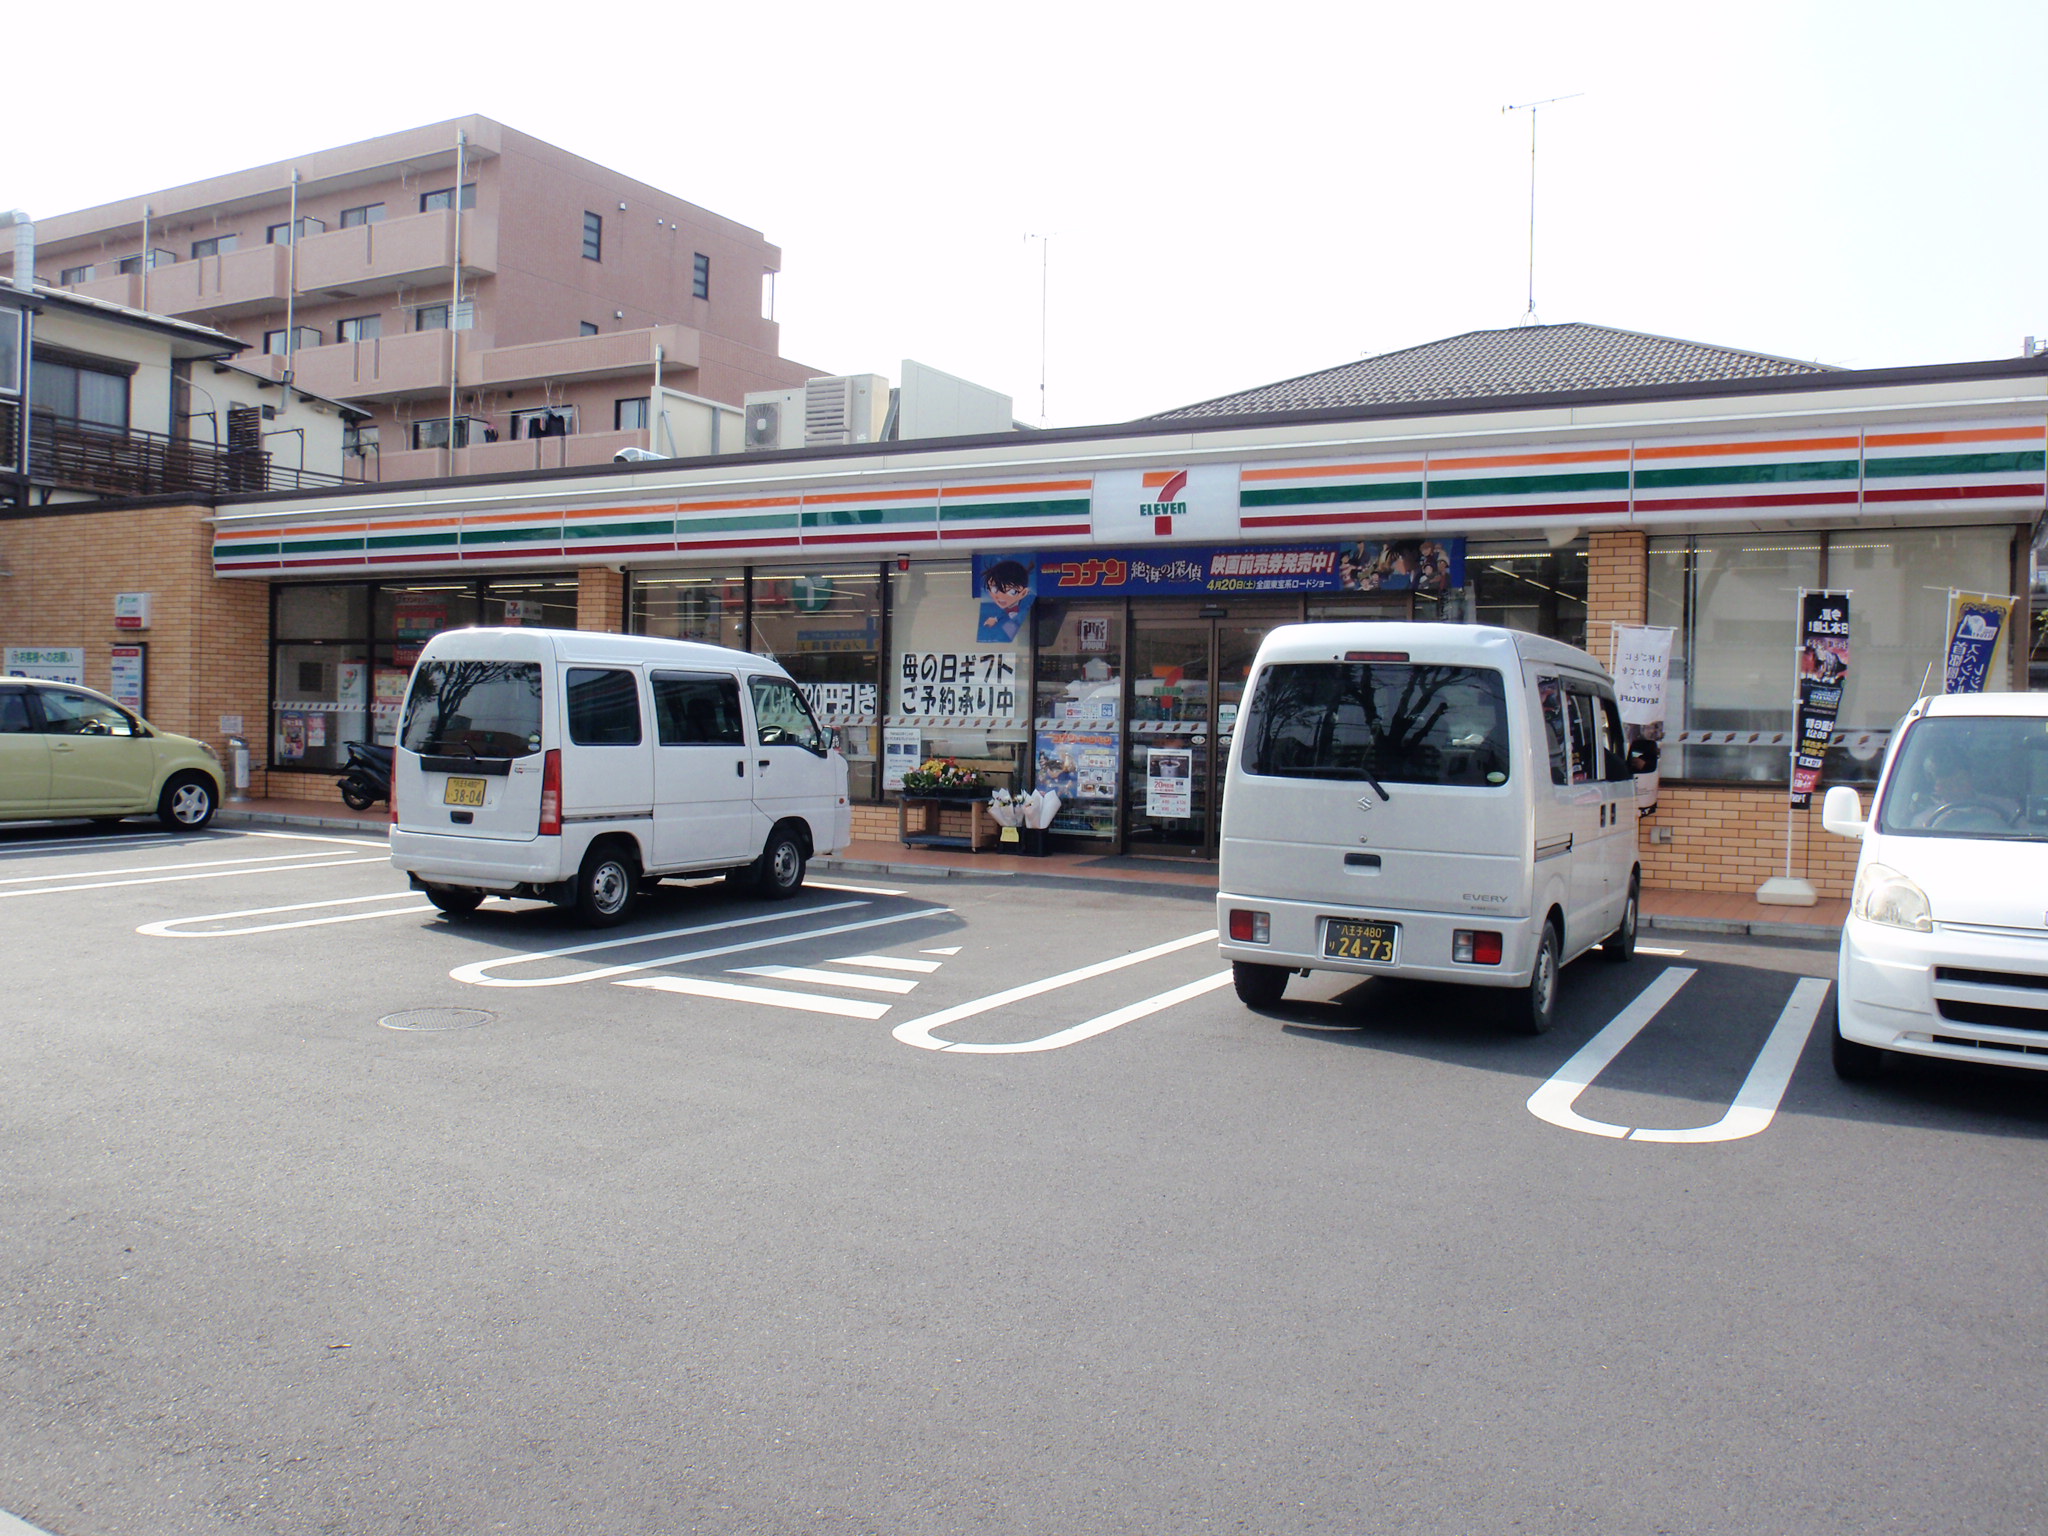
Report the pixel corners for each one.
[1512,922,1561,1035]
[425,884,483,917]
[575,845,639,927]
[753,829,807,901]
[1602,876,1639,963]
[1232,961,1289,1008]
[157,772,218,831]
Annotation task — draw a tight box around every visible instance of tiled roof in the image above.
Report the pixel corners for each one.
[1151,323,1838,420]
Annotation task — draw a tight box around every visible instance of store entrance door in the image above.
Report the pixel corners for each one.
[1123,599,1300,860]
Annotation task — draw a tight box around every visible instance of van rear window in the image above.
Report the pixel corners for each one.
[1241,662,1511,787]
[401,661,543,757]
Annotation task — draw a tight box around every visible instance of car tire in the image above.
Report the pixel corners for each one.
[339,779,379,811]
[574,844,639,927]
[1832,1017,1886,1081]
[157,771,217,832]
[1511,920,1562,1035]
[424,884,484,917]
[1602,876,1639,963]
[752,828,807,901]
[1232,960,1290,1008]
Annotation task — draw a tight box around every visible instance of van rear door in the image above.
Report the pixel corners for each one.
[398,657,546,840]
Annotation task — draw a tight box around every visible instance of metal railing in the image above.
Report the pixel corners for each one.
[26,411,349,499]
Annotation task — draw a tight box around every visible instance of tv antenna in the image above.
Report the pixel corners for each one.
[1024,233,1051,424]
[1502,93,1583,326]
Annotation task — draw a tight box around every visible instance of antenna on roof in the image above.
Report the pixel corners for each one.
[1024,233,1051,424]
[1502,93,1583,327]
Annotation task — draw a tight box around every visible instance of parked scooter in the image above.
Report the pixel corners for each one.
[337,740,394,810]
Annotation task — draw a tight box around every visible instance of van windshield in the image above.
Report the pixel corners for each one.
[1874,715,2048,840]
[400,660,544,758]
[1242,662,1511,787]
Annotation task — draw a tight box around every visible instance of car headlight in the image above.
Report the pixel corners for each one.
[1851,861,1933,932]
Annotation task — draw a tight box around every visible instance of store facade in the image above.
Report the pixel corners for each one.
[183,354,2048,892]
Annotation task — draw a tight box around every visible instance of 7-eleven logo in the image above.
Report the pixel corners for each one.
[1140,469,1189,535]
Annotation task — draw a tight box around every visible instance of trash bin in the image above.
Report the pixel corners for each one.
[227,736,250,802]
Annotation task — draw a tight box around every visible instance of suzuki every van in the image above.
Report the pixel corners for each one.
[1217,623,1641,1032]
[389,628,852,925]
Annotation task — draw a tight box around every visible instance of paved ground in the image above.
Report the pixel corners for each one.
[3,820,2039,1536]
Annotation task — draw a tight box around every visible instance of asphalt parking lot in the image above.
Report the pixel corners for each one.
[4,822,2045,1535]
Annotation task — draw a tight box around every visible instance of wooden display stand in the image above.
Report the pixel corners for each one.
[898,795,997,852]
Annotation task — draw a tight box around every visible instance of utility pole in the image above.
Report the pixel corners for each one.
[1502,94,1583,326]
[1024,233,1050,424]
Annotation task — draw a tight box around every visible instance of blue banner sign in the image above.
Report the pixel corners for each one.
[974,538,1465,600]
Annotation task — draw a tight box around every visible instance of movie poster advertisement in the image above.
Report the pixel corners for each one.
[975,539,1464,601]
[1791,591,1851,807]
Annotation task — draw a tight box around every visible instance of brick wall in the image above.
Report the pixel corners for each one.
[1639,784,1859,898]
[577,566,625,632]
[0,504,274,795]
[1584,528,1647,669]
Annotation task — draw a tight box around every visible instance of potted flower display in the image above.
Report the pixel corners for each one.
[899,757,988,799]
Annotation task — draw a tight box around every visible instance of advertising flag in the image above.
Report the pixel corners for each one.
[1611,625,1675,812]
[1941,590,2014,694]
[1791,591,1851,807]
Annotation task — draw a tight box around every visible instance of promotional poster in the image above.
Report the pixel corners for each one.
[1792,591,1851,806]
[1941,590,2014,694]
[1611,625,1675,811]
[974,539,1464,602]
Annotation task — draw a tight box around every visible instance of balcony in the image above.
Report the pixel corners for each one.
[294,210,497,299]
[115,244,294,320]
[286,328,481,402]
[26,411,347,500]
[470,325,699,387]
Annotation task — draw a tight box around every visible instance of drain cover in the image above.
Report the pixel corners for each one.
[378,1007,495,1032]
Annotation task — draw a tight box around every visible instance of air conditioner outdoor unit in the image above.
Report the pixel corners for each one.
[742,387,804,451]
[742,376,890,451]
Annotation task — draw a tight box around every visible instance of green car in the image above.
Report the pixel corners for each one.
[0,678,223,831]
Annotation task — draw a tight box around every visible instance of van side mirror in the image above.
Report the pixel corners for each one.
[1820,785,1866,838]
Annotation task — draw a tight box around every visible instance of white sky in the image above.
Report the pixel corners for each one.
[14,0,2046,428]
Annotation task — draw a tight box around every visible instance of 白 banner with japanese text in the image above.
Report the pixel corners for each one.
[1792,591,1851,807]
[1611,625,1674,811]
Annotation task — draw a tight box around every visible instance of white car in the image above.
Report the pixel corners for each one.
[1821,692,2048,1078]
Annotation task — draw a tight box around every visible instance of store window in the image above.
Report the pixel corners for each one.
[1032,600,1124,840]
[1465,537,1587,647]
[889,558,1028,800]
[749,563,883,800]
[632,569,747,650]
[483,576,578,628]
[1646,526,2018,786]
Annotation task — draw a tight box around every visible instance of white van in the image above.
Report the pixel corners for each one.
[389,628,852,925]
[1216,623,1641,1032]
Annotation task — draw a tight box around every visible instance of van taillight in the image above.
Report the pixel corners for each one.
[1228,909,1270,944]
[1454,930,1503,965]
[389,764,399,825]
[539,749,562,835]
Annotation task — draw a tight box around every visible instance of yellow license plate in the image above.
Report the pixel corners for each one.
[1323,918,1398,963]
[443,777,487,807]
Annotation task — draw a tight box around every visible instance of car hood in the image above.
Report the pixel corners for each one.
[1865,831,2048,930]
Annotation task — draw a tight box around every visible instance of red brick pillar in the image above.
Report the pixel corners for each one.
[577,566,626,633]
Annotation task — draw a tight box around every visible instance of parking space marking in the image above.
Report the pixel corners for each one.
[139,891,432,938]
[240,830,393,851]
[1638,945,1688,956]
[893,930,1218,1053]
[450,902,951,989]
[834,954,943,974]
[617,975,895,1020]
[807,879,910,896]
[0,855,386,899]
[915,970,1236,1056]
[1527,969,1831,1143]
[0,848,363,887]
[729,964,922,995]
[0,831,181,852]
[922,946,962,955]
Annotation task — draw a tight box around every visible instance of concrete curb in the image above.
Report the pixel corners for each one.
[217,808,390,837]
[1644,913,1840,947]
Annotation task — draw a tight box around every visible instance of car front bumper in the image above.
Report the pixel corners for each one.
[1837,915,2048,1071]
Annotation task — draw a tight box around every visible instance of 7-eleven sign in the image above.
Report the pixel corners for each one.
[1141,470,1190,535]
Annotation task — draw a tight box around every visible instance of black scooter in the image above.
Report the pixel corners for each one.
[337,740,394,810]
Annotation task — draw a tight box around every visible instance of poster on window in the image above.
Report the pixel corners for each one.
[1791,590,1851,807]
[279,715,307,760]
[1145,748,1193,818]
[1035,730,1120,833]
[1941,590,2014,694]
[897,651,1021,720]
[1611,625,1674,811]
[883,727,922,791]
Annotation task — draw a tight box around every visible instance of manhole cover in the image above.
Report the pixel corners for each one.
[378,1007,495,1032]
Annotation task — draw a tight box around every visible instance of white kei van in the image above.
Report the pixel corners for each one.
[1216,623,1641,1032]
[389,628,852,925]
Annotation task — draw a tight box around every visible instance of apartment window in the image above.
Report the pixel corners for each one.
[413,301,475,332]
[266,218,325,245]
[582,212,602,262]
[615,397,649,432]
[692,253,709,300]
[30,354,131,432]
[116,250,175,274]
[343,423,379,456]
[509,405,576,440]
[419,184,476,214]
[337,315,382,344]
[0,309,19,396]
[58,265,93,286]
[340,203,386,228]
[579,321,600,336]
[410,417,486,450]
[190,235,239,259]
[263,326,324,356]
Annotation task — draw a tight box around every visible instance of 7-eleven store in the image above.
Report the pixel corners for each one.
[197,353,2046,894]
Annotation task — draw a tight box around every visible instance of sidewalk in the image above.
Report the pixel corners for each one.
[217,796,1845,945]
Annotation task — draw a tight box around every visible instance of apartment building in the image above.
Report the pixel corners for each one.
[4,116,820,482]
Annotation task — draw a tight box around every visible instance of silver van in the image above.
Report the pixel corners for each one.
[1216,623,1640,1032]
[389,628,852,925]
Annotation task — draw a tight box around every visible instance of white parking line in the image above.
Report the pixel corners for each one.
[451,902,950,988]
[240,831,393,850]
[914,971,1237,1055]
[617,975,895,1020]
[833,954,943,973]
[0,856,387,899]
[807,879,909,896]
[1527,969,1832,1143]
[0,849,363,887]
[729,964,921,994]
[138,891,432,937]
[893,930,1218,1052]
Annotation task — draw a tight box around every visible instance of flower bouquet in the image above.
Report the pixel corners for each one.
[987,788,1062,853]
[899,757,988,797]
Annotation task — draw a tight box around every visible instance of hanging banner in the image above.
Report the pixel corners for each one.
[1611,625,1674,812]
[975,539,1465,601]
[1791,590,1851,807]
[1941,590,2014,694]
